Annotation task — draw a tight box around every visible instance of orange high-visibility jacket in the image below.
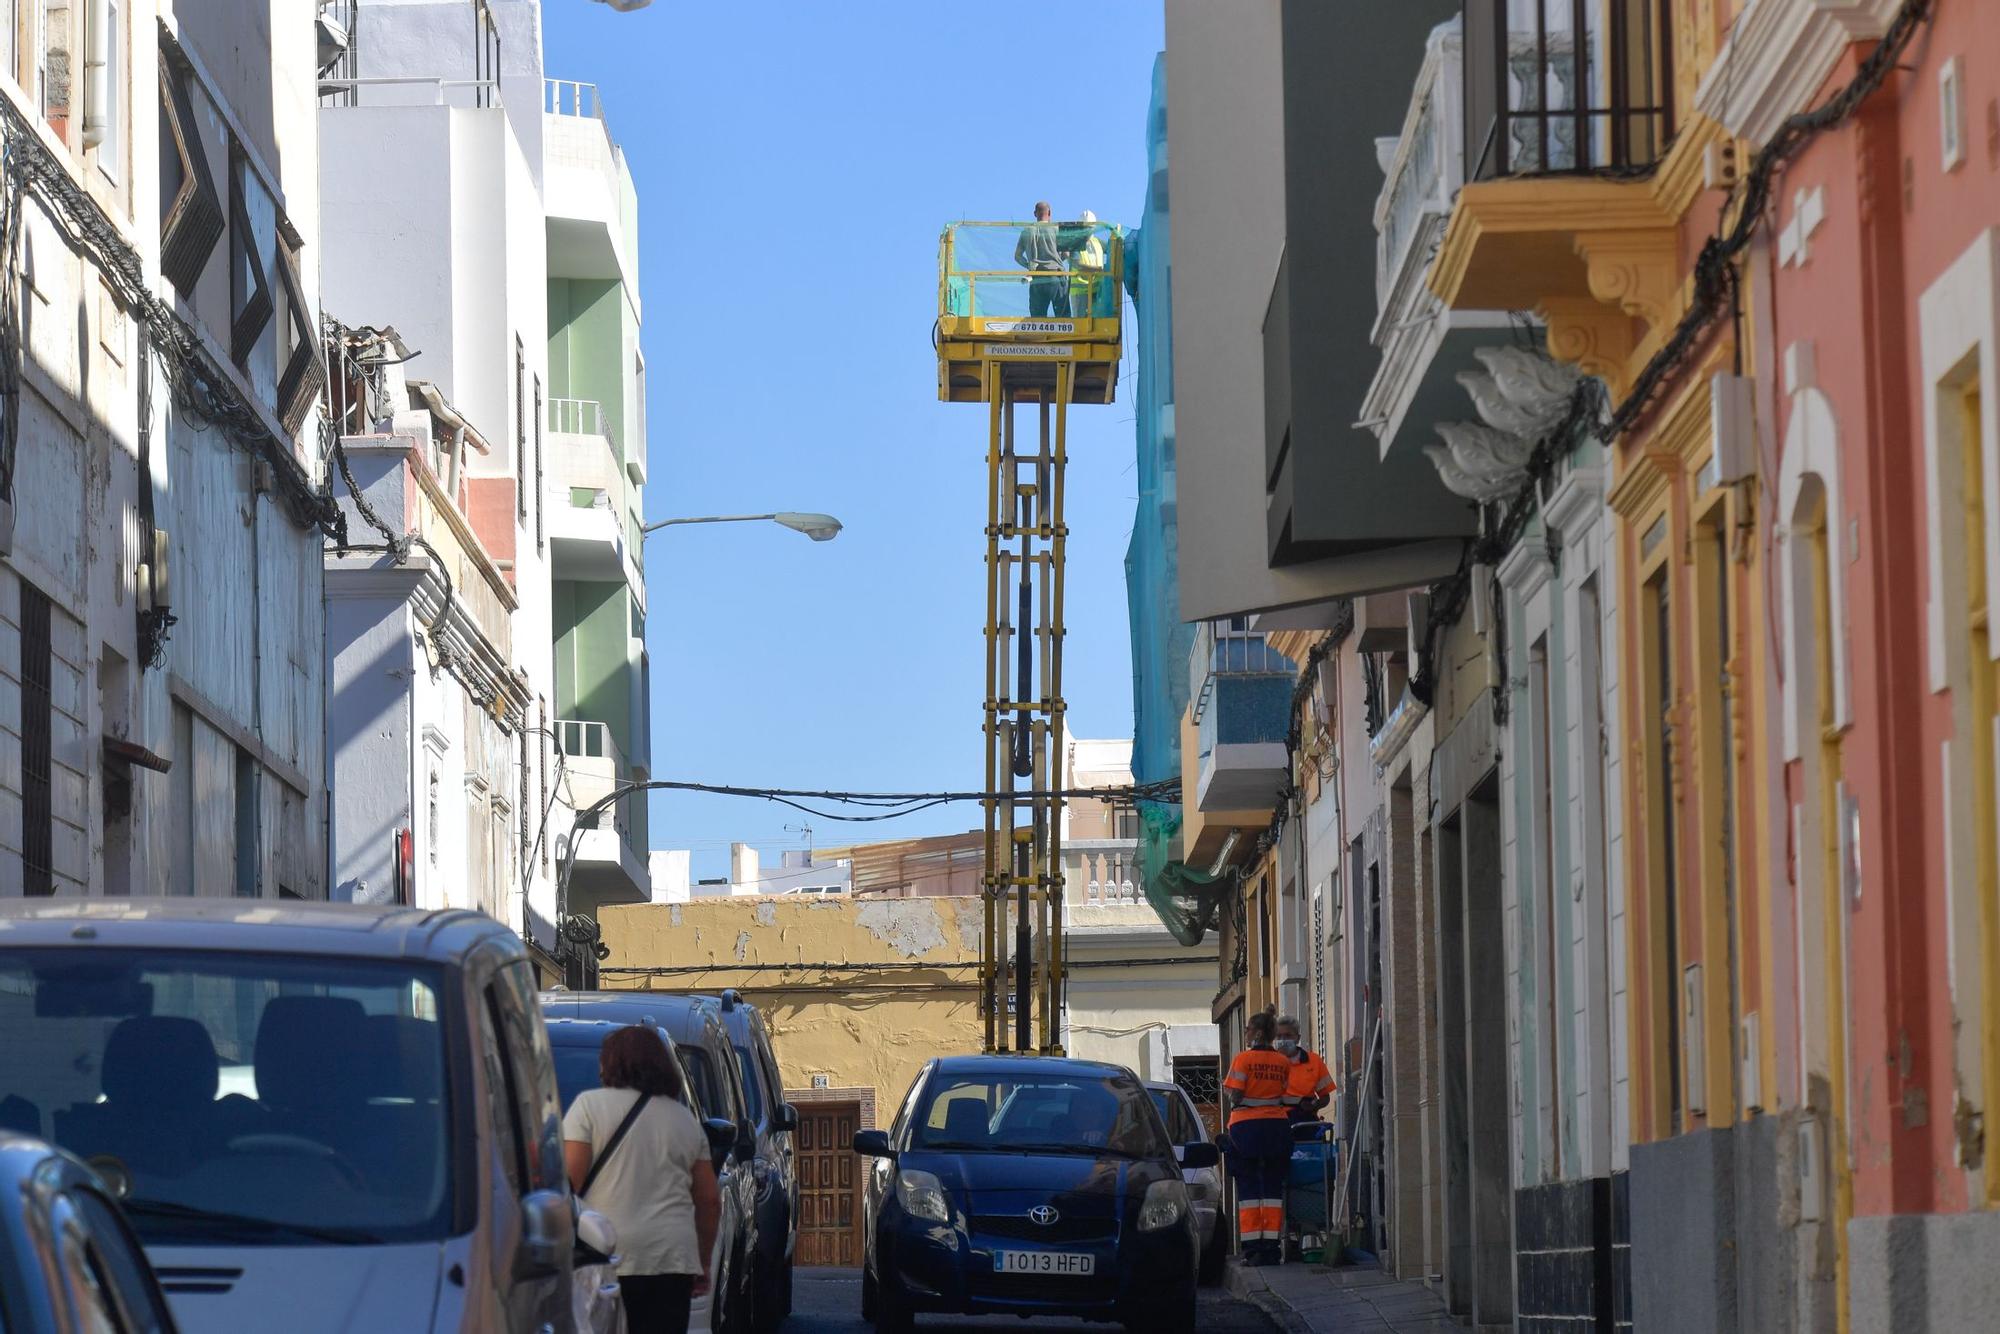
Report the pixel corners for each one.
[1286,1049,1336,1104]
[1223,1047,1294,1126]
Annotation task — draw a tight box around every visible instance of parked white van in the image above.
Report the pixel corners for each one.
[0,898,583,1334]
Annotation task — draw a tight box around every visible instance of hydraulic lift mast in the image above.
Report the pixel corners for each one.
[937,218,1121,1055]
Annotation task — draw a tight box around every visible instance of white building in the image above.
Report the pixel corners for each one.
[319,0,651,984]
[648,846,855,902]
[1,3,333,897]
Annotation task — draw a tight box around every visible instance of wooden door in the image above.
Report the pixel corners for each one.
[795,1102,861,1267]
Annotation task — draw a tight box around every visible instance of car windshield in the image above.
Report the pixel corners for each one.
[0,948,453,1245]
[909,1073,1170,1159]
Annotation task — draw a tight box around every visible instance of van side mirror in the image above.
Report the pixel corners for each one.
[703,1117,738,1172]
[852,1129,895,1161]
[1176,1141,1221,1170]
[776,1103,799,1133]
[517,1189,573,1278]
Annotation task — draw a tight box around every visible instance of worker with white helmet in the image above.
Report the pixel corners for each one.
[1070,209,1108,319]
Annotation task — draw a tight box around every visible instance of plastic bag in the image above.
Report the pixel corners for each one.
[574,1209,625,1334]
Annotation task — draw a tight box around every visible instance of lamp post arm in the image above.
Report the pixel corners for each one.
[639,513,779,535]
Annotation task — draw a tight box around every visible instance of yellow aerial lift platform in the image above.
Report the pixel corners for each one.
[937,219,1123,1054]
[937,220,1122,405]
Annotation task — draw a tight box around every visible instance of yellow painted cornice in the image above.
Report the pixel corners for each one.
[1428,174,1676,312]
[1608,445,1681,522]
[1606,366,1720,519]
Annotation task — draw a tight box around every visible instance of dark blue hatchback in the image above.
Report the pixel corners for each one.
[853,1056,1217,1334]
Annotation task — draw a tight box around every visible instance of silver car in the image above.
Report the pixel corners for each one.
[0,898,582,1334]
[1145,1080,1226,1286]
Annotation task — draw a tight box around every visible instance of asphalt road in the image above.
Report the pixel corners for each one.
[783,1267,1279,1333]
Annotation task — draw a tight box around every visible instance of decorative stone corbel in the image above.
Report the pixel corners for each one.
[1539,296,1636,394]
[1577,228,1683,330]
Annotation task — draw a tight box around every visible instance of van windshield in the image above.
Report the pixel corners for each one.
[0,948,455,1245]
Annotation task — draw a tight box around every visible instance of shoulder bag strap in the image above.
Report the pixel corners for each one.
[579,1092,652,1199]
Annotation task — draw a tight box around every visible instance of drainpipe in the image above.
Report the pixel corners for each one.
[82,0,109,149]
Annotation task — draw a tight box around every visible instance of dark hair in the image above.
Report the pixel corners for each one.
[1247,1009,1277,1045]
[599,1026,684,1099]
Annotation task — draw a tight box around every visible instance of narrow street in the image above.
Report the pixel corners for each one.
[784,1269,1280,1334]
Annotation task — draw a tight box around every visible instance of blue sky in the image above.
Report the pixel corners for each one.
[544,2,1167,877]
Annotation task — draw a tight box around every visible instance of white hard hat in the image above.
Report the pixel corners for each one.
[1081,210,1097,223]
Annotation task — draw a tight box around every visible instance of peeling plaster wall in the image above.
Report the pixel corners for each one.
[599,898,987,1112]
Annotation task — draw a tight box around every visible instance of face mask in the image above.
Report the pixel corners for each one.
[1274,1039,1299,1056]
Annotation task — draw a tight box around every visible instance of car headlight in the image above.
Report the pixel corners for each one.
[1137,1179,1189,1232]
[896,1169,951,1224]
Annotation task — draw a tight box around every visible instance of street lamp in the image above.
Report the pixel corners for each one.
[639,512,843,542]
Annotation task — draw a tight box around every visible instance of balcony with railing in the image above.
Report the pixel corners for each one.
[546,420,641,594]
[1066,840,1141,908]
[1189,621,1296,817]
[558,718,647,905]
[545,78,637,293]
[1464,0,1674,181]
[1360,19,1527,505]
[551,396,643,489]
[1430,0,1697,396]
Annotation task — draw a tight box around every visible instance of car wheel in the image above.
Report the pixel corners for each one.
[780,1260,794,1318]
[1197,1227,1227,1287]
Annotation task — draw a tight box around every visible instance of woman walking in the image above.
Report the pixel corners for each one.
[1222,1008,1295,1266]
[563,1025,721,1334]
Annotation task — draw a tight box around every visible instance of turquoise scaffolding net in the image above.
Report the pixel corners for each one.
[1123,66,1236,946]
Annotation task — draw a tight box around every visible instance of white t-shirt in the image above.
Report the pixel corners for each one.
[563,1088,706,1277]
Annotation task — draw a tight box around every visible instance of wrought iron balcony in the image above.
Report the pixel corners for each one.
[1465,0,1673,179]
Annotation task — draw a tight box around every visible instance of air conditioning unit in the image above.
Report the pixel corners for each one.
[1711,372,1756,484]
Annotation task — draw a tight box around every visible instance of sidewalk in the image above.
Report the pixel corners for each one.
[1230,1258,1464,1333]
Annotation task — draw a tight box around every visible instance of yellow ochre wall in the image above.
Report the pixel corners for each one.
[597,897,987,1117]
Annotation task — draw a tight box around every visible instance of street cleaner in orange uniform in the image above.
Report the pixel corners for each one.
[1275,1015,1336,1124]
[1222,1009,1294,1265]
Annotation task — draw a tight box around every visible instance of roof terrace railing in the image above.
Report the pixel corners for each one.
[546,78,604,119]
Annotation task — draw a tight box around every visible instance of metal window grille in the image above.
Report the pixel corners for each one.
[21,582,52,895]
[1174,1058,1222,1139]
[1468,0,1673,179]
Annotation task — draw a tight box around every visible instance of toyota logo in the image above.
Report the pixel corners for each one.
[1028,1205,1060,1226]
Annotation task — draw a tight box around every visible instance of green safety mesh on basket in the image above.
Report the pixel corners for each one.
[1136,801,1232,947]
